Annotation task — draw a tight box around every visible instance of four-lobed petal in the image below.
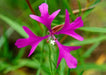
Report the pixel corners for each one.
[55,40,81,68]
[55,9,84,41]
[30,3,61,32]
[15,26,49,57]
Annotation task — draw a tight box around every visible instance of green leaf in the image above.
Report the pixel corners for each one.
[82,42,100,58]
[77,0,82,16]
[20,59,40,69]
[60,60,66,75]
[79,27,106,33]
[0,14,28,38]
[82,8,93,20]
[4,59,40,73]
[0,28,13,48]
[91,0,101,7]
[3,27,9,57]
[76,63,106,71]
[47,0,58,12]
[15,48,26,60]
[68,35,106,46]
[41,64,50,75]
[0,61,10,72]
[36,68,41,75]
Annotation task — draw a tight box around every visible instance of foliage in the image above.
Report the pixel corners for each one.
[0,0,106,75]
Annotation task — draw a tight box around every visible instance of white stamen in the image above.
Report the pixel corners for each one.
[50,40,55,45]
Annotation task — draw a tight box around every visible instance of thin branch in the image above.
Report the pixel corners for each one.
[72,6,95,14]
[60,35,68,43]
[26,0,35,14]
[25,0,44,31]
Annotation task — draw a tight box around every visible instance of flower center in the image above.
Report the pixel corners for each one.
[50,40,55,45]
[47,34,56,45]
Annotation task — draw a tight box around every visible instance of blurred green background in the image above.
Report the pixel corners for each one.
[0,0,106,75]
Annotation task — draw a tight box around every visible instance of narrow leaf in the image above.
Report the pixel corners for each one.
[0,14,28,38]
[79,27,106,33]
[66,36,106,46]
[82,42,100,58]
[77,0,82,16]
[0,28,13,48]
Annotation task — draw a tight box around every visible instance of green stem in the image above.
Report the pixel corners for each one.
[68,68,70,75]
[40,41,44,64]
[45,0,47,3]
[48,44,53,75]
[25,0,44,31]
[77,0,82,16]
[52,46,57,74]
[44,0,53,74]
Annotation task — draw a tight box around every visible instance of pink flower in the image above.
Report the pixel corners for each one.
[15,26,49,57]
[55,10,84,41]
[29,3,60,32]
[15,3,84,69]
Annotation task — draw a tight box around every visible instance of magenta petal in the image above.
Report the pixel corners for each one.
[63,45,81,53]
[15,38,29,48]
[29,14,52,31]
[64,9,70,25]
[55,40,81,68]
[71,16,84,29]
[30,3,60,32]
[56,53,62,68]
[28,42,39,57]
[57,31,84,41]
[39,3,49,17]
[49,9,61,23]
[68,31,84,41]
[64,52,77,68]
[30,15,43,24]
[15,26,49,57]
[22,26,36,37]
[56,9,84,41]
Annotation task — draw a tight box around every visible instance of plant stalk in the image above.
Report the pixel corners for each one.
[68,68,70,75]
[25,0,44,31]
[48,44,53,75]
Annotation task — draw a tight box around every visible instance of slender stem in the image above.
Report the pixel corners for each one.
[60,35,68,43]
[45,0,47,3]
[40,41,44,63]
[52,45,57,74]
[48,44,53,75]
[26,0,35,14]
[25,0,44,31]
[44,0,53,74]
[77,0,82,16]
[45,0,52,73]
[68,68,70,75]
